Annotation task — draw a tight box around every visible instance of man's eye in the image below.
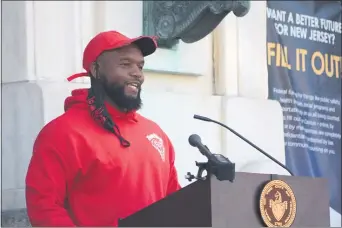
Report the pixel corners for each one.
[121,62,130,66]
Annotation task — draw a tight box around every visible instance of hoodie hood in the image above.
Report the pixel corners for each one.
[64,88,137,148]
[64,89,89,112]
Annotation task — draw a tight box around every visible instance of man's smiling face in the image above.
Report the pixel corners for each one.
[93,44,145,112]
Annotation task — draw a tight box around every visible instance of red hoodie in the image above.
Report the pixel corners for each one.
[25,89,181,227]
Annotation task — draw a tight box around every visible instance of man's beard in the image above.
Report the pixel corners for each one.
[100,77,142,112]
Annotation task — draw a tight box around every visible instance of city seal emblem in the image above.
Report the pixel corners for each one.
[259,179,297,227]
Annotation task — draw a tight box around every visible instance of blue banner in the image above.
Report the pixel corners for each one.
[266,0,341,215]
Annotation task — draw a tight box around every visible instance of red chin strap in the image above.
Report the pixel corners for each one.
[67,72,89,82]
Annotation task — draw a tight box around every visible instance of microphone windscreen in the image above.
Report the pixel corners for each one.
[188,134,202,147]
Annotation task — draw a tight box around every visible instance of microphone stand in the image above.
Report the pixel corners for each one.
[193,114,294,176]
[186,136,236,182]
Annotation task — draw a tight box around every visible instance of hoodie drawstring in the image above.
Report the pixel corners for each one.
[69,73,131,148]
[88,79,131,148]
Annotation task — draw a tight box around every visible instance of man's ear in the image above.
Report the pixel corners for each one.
[89,62,98,79]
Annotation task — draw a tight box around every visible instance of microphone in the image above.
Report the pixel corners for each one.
[193,114,294,176]
[188,134,215,159]
[188,134,235,182]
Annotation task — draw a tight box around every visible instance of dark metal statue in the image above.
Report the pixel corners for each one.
[143,1,250,48]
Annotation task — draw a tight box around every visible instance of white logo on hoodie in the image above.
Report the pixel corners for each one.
[146,133,165,162]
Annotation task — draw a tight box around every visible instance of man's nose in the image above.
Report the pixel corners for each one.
[131,67,143,80]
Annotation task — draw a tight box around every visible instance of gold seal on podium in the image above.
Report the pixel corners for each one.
[259,179,297,227]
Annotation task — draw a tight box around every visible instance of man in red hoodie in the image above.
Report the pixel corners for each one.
[25,31,181,227]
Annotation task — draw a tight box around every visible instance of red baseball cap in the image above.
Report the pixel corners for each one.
[67,31,158,81]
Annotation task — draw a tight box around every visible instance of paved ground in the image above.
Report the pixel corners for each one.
[1,208,31,227]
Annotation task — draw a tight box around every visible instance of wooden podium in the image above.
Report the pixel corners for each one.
[118,172,330,227]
